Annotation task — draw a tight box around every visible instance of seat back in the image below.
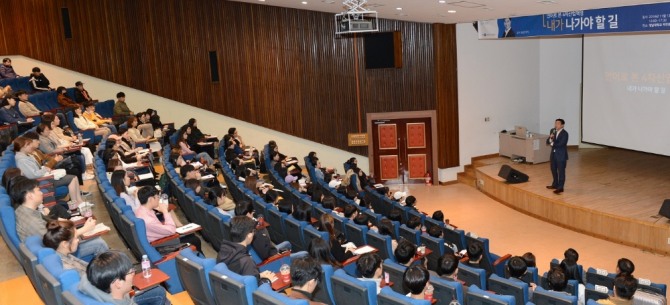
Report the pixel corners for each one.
[466,285,516,305]
[431,276,465,305]
[332,269,378,305]
[283,215,307,252]
[585,283,611,302]
[0,205,20,258]
[209,263,258,305]
[442,226,467,253]
[304,226,329,253]
[192,200,214,243]
[37,253,81,305]
[540,272,578,296]
[63,286,112,305]
[585,267,615,290]
[423,217,444,234]
[419,233,445,271]
[532,286,578,305]
[265,207,286,244]
[458,263,487,290]
[378,286,431,305]
[383,258,409,295]
[176,248,217,305]
[399,224,420,245]
[637,278,667,297]
[367,230,395,261]
[205,208,230,252]
[19,235,56,301]
[345,222,368,247]
[252,283,310,305]
[487,274,529,305]
[313,264,335,305]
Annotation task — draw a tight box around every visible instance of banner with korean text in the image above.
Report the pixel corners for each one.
[477,2,670,39]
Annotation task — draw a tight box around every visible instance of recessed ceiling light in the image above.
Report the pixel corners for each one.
[447,10,456,13]
[301,1,307,4]
[438,0,446,3]
[259,0,265,1]
[396,7,402,10]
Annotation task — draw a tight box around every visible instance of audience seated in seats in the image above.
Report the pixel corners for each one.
[205,186,235,215]
[431,210,449,226]
[392,191,407,203]
[73,81,94,104]
[508,256,537,296]
[83,102,117,134]
[378,218,398,253]
[235,200,290,260]
[3,168,70,219]
[103,138,138,165]
[616,258,634,277]
[308,236,342,268]
[522,252,536,268]
[0,84,11,98]
[318,214,354,263]
[177,126,214,165]
[561,248,583,284]
[404,196,418,210]
[395,239,418,267]
[0,58,19,79]
[0,96,34,128]
[277,198,294,216]
[293,202,312,222]
[16,90,42,117]
[312,157,326,181]
[26,130,87,184]
[11,177,108,258]
[125,116,151,143]
[57,86,79,109]
[226,127,245,155]
[597,274,637,305]
[185,178,208,199]
[321,195,336,211]
[547,265,585,305]
[344,204,359,222]
[388,208,403,223]
[29,67,53,92]
[465,241,493,278]
[14,135,89,206]
[244,174,262,196]
[404,265,432,300]
[113,92,133,125]
[287,257,327,305]
[357,252,384,294]
[42,113,94,168]
[272,153,289,178]
[78,251,170,305]
[43,219,88,275]
[406,216,422,231]
[354,213,378,232]
[118,128,153,163]
[73,107,111,140]
[135,186,199,253]
[136,112,155,138]
[111,170,141,211]
[216,216,278,284]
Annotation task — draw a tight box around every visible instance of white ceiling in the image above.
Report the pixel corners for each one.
[229,0,670,24]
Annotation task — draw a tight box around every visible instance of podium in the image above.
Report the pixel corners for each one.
[499,132,551,164]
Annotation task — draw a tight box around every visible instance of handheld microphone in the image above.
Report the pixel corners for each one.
[550,128,556,135]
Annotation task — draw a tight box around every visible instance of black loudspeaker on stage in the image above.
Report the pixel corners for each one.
[498,165,529,184]
[658,199,670,219]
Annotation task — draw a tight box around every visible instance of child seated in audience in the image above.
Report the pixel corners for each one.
[357,252,384,294]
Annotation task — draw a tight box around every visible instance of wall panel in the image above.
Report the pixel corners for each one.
[0,0,457,163]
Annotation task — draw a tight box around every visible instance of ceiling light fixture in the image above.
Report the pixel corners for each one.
[438,0,446,3]
[448,10,456,13]
[396,7,402,10]
[301,1,308,4]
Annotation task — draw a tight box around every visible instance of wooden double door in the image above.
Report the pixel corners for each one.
[370,116,433,184]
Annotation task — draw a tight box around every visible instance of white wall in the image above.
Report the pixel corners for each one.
[8,55,368,174]
[439,23,542,181]
[538,37,582,146]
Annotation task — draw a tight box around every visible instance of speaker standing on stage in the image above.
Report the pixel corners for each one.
[547,119,568,194]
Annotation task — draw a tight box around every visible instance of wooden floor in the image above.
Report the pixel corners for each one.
[475,147,670,254]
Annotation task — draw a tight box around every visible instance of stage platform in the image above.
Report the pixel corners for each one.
[474,147,670,255]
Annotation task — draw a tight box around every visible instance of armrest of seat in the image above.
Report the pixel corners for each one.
[258,251,291,268]
[149,233,180,247]
[492,253,512,266]
[36,175,55,182]
[155,245,196,265]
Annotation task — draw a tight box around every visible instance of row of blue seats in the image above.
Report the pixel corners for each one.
[0,76,32,93]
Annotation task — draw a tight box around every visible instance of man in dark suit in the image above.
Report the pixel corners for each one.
[547,118,568,194]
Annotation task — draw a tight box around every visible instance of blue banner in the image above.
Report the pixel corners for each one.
[477,2,670,39]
